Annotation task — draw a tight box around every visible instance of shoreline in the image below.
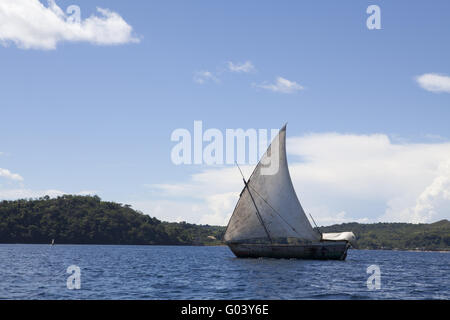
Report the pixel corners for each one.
[0,243,448,252]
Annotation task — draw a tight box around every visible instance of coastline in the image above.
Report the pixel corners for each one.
[0,243,448,252]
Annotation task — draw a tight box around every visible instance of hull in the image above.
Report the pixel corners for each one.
[227,241,350,260]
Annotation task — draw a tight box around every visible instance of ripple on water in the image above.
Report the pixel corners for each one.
[0,245,448,299]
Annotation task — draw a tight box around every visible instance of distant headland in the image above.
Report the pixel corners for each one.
[0,195,449,251]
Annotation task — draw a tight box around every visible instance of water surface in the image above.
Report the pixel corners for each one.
[0,244,448,299]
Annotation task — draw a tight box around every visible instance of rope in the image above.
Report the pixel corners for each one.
[248,184,302,237]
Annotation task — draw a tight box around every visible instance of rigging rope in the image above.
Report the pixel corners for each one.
[248,184,303,237]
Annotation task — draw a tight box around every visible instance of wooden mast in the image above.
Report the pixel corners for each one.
[236,163,273,244]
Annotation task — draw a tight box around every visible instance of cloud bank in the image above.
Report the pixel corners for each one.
[0,188,99,200]
[0,0,139,50]
[135,133,450,226]
[0,163,97,200]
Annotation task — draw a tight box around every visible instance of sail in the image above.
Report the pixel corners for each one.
[224,125,320,243]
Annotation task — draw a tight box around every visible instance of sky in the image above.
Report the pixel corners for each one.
[0,0,450,226]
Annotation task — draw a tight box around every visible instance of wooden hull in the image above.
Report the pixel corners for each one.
[227,241,350,260]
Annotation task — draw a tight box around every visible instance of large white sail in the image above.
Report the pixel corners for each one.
[224,125,320,243]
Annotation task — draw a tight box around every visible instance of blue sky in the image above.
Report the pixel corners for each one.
[1,0,449,225]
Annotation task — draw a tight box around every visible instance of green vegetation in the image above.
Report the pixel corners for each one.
[320,221,450,251]
[0,195,449,251]
[0,195,224,245]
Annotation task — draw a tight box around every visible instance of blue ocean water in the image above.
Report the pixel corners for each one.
[0,244,448,299]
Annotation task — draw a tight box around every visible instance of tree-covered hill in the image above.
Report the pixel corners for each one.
[0,195,449,250]
[320,220,450,251]
[0,195,224,245]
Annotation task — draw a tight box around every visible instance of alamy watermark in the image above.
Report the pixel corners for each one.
[66,5,81,24]
[366,5,381,30]
[170,121,281,175]
[366,265,381,290]
[66,265,81,290]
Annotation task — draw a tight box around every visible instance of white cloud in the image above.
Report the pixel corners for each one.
[227,61,255,73]
[144,133,450,226]
[77,190,98,196]
[307,206,370,226]
[416,73,450,93]
[193,70,219,84]
[381,160,450,223]
[0,188,64,199]
[0,188,99,200]
[133,166,254,225]
[0,0,139,50]
[0,168,24,182]
[424,134,446,141]
[193,60,255,85]
[131,199,230,225]
[254,77,304,93]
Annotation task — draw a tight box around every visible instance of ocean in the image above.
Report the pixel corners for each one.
[0,244,448,299]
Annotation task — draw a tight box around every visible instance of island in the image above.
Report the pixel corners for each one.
[0,195,449,251]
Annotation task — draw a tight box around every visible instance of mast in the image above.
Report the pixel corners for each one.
[236,163,273,243]
[224,125,320,243]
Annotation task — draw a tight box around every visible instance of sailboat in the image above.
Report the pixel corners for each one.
[224,125,356,260]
